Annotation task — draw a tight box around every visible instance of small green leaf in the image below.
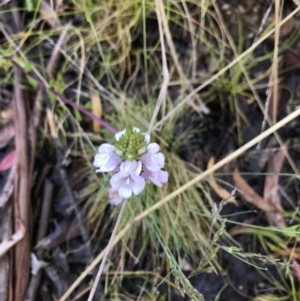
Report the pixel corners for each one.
[27,75,38,89]
[74,110,82,122]
[15,57,32,73]
[0,45,13,56]
[0,57,12,71]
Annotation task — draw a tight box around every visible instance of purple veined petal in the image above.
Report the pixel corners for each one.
[141,169,168,187]
[157,170,168,184]
[119,184,133,198]
[94,143,122,172]
[120,160,142,175]
[93,153,108,167]
[147,143,160,154]
[131,175,145,195]
[110,172,127,190]
[133,161,142,175]
[111,165,121,173]
[140,153,161,172]
[100,154,122,171]
[147,171,162,187]
[120,160,133,174]
[98,143,115,153]
[140,154,158,171]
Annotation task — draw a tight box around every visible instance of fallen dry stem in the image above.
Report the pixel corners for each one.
[59,105,300,301]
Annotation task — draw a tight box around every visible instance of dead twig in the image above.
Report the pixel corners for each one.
[12,63,32,301]
[25,180,54,301]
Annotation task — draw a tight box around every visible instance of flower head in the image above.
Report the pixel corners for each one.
[93,126,168,205]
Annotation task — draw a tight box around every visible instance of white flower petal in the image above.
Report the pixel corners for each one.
[110,172,127,190]
[101,155,122,171]
[141,169,168,187]
[119,184,132,198]
[120,160,132,174]
[94,143,122,172]
[98,143,115,153]
[131,175,145,195]
[143,133,150,144]
[115,129,126,141]
[134,161,142,175]
[140,154,160,171]
[153,153,165,168]
[93,153,108,167]
[147,143,160,154]
[133,127,141,133]
[158,170,168,184]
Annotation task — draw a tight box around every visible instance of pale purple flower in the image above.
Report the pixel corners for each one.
[108,189,124,206]
[110,160,145,198]
[140,143,165,172]
[93,143,122,172]
[141,168,169,187]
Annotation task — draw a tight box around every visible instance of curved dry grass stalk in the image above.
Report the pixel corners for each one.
[212,1,299,174]
[272,0,281,123]
[59,104,300,301]
[148,0,170,132]
[152,6,300,131]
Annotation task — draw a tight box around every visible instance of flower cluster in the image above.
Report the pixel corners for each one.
[93,127,168,205]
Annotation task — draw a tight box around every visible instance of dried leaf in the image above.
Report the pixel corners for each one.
[233,168,277,212]
[88,80,102,134]
[0,218,25,257]
[208,157,238,205]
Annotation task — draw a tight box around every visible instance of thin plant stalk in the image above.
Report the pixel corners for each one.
[87,199,128,301]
